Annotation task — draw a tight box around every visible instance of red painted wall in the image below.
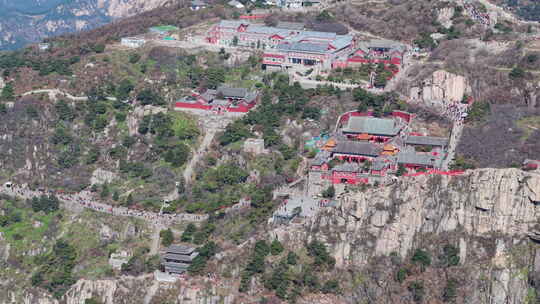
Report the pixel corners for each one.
[175,102,212,110]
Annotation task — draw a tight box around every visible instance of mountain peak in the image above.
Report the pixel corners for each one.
[0,0,170,50]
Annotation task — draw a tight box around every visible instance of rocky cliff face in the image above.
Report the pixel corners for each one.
[274,168,540,303]
[4,168,539,303]
[3,275,236,304]
[409,70,471,106]
[0,0,170,50]
[437,6,455,29]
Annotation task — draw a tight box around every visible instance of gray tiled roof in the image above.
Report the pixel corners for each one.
[276,22,304,31]
[163,252,199,262]
[248,26,291,36]
[331,36,353,50]
[200,89,216,101]
[405,135,448,147]
[166,245,196,255]
[332,141,382,157]
[162,261,189,273]
[211,99,230,106]
[277,42,329,54]
[397,152,439,167]
[219,20,246,28]
[343,116,400,136]
[366,39,402,50]
[298,31,337,40]
[218,86,249,98]
[332,162,362,172]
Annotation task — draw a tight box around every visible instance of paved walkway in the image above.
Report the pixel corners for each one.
[384,53,415,93]
[0,185,208,225]
[183,128,217,185]
[22,89,117,102]
[443,121,464,170]
[182,115,231,185]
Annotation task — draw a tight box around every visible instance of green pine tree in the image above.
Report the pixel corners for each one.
[160,229,174,247]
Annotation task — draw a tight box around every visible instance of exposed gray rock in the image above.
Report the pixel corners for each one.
[410,70,471,106]
[123,223,138,239]
[0,235,9,262]
[274,168,540,303]
[437,6,455,29]
[99,224,119,241]
[90,168,118,185]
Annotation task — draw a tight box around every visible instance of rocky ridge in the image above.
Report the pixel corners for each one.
[0,0,170,50]
[273,168,540,303]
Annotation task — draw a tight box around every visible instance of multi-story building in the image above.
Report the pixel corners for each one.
[161,245,198,275]
[206,20,355,70]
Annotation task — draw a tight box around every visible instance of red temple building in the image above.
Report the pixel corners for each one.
[332,39,406,73]
[175,86,259,115]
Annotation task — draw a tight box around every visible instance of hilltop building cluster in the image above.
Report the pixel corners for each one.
[205,20,406,72]
[309,111,449,185]
[175,86,260,116]
[333,39,406,69]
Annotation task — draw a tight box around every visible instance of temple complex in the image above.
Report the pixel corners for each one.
[309,111,449,185]
[175,86,260,115]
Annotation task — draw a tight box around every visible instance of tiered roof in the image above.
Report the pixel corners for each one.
[161,245,198,274]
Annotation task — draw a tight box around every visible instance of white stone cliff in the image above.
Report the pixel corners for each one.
[410,70,471,106]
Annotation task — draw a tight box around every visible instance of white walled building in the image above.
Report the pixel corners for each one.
[121,37,146,48]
